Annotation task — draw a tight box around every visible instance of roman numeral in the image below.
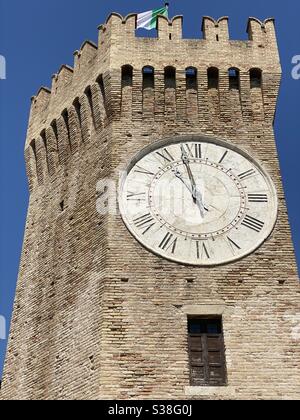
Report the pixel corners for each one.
[134,165,155,177]
[219,150,228,164]
[127,192,146,202]
[241,215,264,233]
[181,143,194,158]
[227,237,241,252]
[159,233,178,254]
[156,148,174,163]
[247,194,268,203]
[238,169,256,180]
[196,241,210,259]
[194,144,202,159]
[133,213,156,234]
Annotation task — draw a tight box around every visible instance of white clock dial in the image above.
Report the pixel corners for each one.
[119,136,278,266]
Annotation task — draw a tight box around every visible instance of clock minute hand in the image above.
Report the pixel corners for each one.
[180,146,205,216]
[180,145,197,197]
[172,168,205,218]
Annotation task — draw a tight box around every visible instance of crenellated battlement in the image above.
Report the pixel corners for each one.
[25,11,281,192]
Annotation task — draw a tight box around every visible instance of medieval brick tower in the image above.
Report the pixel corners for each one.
[1,11,299,400]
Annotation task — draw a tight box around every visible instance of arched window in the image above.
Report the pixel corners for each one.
[61,108,72,149]
[73,98,82,128]
[30,139,37,159]
[122,65,133,88]
[84,86,93,113]
[164,66,176,89]
[228,68,240,90]
[51,120,59,146]
[207,67,219,89]
[250,68,262,89]
[96,75,106,101]
[40,129,47,150]
[143,66,155,89]
[186,67,198,90]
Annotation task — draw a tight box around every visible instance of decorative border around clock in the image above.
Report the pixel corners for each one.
[118,134,279,267]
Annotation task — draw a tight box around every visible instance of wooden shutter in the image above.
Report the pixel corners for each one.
[188,318,227,386]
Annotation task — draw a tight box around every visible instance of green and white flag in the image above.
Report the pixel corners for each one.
[137,6,169,30]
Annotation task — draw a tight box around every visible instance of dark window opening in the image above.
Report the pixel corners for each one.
[186,67,198,90]
[30,139,37,159]
[97,74,107,116]
[40,129,47,150]
[164,66,176,89]
[40,129,49,171]
[59,200,65,212]
[84,87,94,115]
[169,33,172,40]
[122,65,133,88]
[229,68,240,90]
[143,66,155,89]
[62,109,72,148]
[188,317,227,387]
[207,67,219,89]
[250,68,262,89]
[216,34,219,41]
[97,75,106,101]
[51,120,58,141]
[73,98,82,128]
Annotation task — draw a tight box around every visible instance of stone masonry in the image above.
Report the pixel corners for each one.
[0,12,299,400]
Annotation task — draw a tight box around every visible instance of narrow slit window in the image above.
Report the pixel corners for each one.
[188,317,227,387]
[97,75,106,101]
[30,139,37,159]
[122,65,133,88]
[51,120,59,147]
[40,129,47,151]
[84,87,94,115]
[207,67,219,89]
[250,68,262,89]
[62,109,72,148]
[164,66,176,89]
[186,67,198,90]
[73,98,82,128]
[229,68,240,90]
[143,66,155,90]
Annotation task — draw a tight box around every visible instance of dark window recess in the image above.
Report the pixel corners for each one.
[84,87,94,114]
[122,65,133,88]
[250,68,262,89]
[188,318,227,387]
[164,66,176,89]
[73,98,82,128]
[97,75,106,100]
[61,109,72,150]
[30,139,37,158]
[186,67,197,90]
[40,129,47,150]
[229,68,240,90]
[208,67,219,89]
[59,201,65,212]
[143,66,155,89]
[51,120,59,141]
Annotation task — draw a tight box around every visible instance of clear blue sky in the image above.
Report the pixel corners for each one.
[0,0,299,378]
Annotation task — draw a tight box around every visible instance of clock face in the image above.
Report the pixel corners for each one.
[119,137,278,266]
